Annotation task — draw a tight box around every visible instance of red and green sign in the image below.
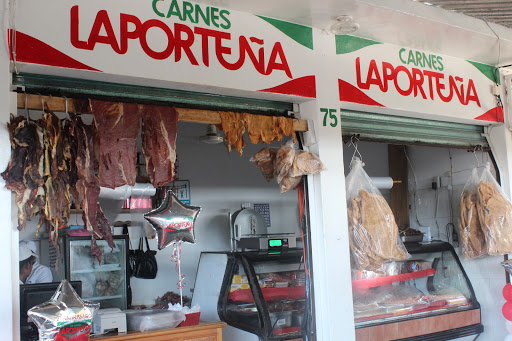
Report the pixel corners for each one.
[11,0,317,98]
[336,35,502,123]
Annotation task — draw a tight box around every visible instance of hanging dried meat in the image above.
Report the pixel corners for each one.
[90,100,140,189]
[245,115,296,144]
[219,112,246,156]
[1,115,44,230]
[41,111,71,245]
[220,112,296,156]
[69,115,115,261]
[141,105,178,188]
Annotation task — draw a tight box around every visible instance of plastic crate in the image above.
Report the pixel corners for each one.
[178,312,200,327]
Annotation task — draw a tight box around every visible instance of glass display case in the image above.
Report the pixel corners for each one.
[353,242,483,340]
[193,249,312,341]
[64,235,129,310]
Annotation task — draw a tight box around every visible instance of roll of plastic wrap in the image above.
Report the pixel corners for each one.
[370,177,394,189]
[99,183,156,200]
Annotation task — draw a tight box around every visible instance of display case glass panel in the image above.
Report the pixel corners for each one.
[352,242,479,328]
[216,249,310,341]
[66,236,128,310]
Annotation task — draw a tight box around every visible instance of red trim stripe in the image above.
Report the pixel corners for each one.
[339,79,384,107]
[259,75,316,98]
[9,30,100,72]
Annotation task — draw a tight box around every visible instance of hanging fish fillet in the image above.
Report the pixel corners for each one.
[220,113,296,156]
[219,112,246,156]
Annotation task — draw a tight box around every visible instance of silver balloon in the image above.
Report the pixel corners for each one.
[27,280,99,340]
[144,190,201,249]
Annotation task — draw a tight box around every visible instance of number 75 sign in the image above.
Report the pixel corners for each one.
[320,108,339,127]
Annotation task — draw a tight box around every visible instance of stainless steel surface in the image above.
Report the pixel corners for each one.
[232,208,268,238]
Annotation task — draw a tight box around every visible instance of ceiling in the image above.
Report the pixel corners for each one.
[193,0,512,66]
[413,0,512,30]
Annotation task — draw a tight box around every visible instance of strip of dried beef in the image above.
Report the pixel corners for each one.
[2,115,45,230]
[41,111,71,244]
[90,100,140,189]
[70,114,115,261]
[141,105,178,187]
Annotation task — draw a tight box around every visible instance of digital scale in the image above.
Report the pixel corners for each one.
[229,207,296,251]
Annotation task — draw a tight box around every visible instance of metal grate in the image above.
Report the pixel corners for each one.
[413,0,512,29]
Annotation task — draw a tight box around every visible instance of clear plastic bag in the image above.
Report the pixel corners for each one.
[353,284,428,319]
[27,280,99,341]
[249,147,277,182]
[346,158,409,271]
[274,141,296,183]
[125,309,185,332]
[250,141,325,193]
[458,168,487,259]
[289,150,326,177]
[477,162,512,255]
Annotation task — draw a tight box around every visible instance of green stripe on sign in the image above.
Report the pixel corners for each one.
[257,16,313,50]
[336,35,381,54]
[467,60,500,85]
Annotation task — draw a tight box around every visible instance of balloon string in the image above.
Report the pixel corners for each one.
[170,241,185,305]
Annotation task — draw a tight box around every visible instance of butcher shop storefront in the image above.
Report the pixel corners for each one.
[7,1,335,341]
[4,1,512,341]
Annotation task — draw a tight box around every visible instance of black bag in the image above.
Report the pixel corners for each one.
[133,237,158,279]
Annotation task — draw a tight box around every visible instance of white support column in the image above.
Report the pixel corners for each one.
[300,29,356,341]
[489,74,512,198]
[0,0,14,339]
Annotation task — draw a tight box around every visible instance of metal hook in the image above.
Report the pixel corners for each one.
[63,96,70,119]
[471,146,481,168]
[350,134,363,163]
[24,93,33,121]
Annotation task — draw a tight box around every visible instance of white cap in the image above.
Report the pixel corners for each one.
[20,242,38,262]
[20,240,38,253]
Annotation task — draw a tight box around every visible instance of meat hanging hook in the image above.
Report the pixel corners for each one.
[24,93,30,120]
[350,134,363,164]
[473,146,480,168]
[63,96,70,120]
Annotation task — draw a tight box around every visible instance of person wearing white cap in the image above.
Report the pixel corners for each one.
[19,240,53,284]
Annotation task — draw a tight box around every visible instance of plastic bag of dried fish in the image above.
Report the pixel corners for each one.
[458,168,487,259]
[477,162,512,255]
[345,157,409,271]
[250,147,278,182]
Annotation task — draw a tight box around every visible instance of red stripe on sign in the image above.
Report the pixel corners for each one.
[8,30,100,72]
[474,106,504,123]
[259,75,316,98]
[338,79,384,107]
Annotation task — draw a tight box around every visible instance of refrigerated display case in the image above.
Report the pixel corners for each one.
[64,235,129,310]
[353,242,483,340]
[192,249,312,341]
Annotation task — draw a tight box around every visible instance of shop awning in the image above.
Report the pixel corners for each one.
[13,73,308,132]
[341,110,489,150]
[12,73,293,115]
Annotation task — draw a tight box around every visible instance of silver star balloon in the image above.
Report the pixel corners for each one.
[27,280,99,340]
[144,190,201,249]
